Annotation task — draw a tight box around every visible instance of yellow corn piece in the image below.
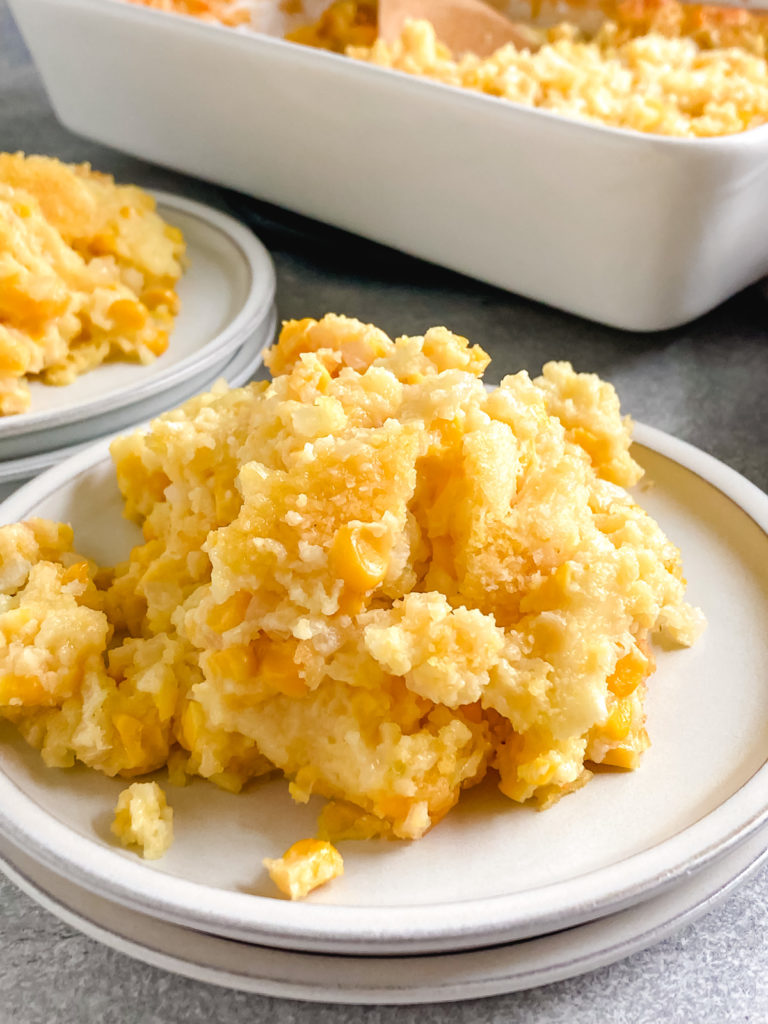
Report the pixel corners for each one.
[519,563,573,614]
[144,330,169,357]
[602,746,639,770]
[208,770,245,794]
[166,748,190,787]
[518,753,558,788]
[263,839,344,900]
[141,287,180,314]
[180,700,206,750]
[603,699,633,742]
[259,641,307,697]
[89,229,117,255]
[0,673,49,707]
[207,591,251,632]
[607,646,649,699]
[109,298,147,331]
[601,727,650,771]
[0,607,35,641]
[374,793,413,823]
[570,426,613,471]
[206,644,260,684]
[61,560,89,587]
[329,522,389,592]
[113,713,145,764]
[153,674,177,722]
[317,800,391,842]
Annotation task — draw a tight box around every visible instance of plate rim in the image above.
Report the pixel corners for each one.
[1,824,767,1004]
[0,191,275,444]
[0,422,767,954]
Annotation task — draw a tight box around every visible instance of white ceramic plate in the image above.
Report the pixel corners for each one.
[0,192,276,459]
[0,304,275,498]
[1,825,766,1005]
[0,425,767,955]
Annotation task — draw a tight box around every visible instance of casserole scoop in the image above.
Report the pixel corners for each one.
[378,0,543,55]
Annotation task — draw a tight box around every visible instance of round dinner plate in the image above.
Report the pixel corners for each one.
[0,192,276,459]
[0,425,767,955]
[1,824,766,1005]
[0,303,275,499]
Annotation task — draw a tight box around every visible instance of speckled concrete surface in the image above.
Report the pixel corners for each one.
[2,3,768,1020]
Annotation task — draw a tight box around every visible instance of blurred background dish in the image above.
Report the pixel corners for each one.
[8,0,768,331]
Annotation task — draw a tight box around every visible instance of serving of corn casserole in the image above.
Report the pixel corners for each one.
[125,0,768,137]
[0,153,185,416]
[0,315,702,895]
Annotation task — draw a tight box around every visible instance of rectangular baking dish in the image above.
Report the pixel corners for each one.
[10,0,768,330]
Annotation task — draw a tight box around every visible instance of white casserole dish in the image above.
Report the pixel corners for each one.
[9,0,768,330]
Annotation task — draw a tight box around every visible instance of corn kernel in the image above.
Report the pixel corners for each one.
[329,522,389,591]
[603,699,632,742]
[166,748,190,787]
[109,298,148,331]
[141,287,180,314]
[601,745,640,770]
[607,646,649,699]
[180,700,205,750]
[0,673,49,706]
[206,644,260,684]
[375,794,413,822]
[208,770,245,793]
[61,561,89,587]
[260,641,307,697]
[89,229,117,255]
[145,330,169,357]
[0,607,35,641]
[518,753,558,787]
[317,801,391,841]
[207,591,251,632]
[113,713,145,763]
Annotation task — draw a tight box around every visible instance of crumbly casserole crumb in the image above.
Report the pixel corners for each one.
[112,781,174,859]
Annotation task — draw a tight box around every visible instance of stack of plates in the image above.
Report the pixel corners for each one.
[1,419,768,1001]
[0,192,276,501]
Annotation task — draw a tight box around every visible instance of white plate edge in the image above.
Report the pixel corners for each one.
[0,825,767,1005]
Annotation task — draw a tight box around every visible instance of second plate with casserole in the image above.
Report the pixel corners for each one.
[0,423,767,955]
[0,192,276,460]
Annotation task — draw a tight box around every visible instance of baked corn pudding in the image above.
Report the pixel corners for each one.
[0,315,703,896]
[0,153,185,416]
[309,0,768,136]
[131,0,768,136]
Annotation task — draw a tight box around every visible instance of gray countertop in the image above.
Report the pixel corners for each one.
[2,3,768,1020]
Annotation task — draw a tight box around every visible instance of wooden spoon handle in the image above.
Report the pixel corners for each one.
[378,0,542,55]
